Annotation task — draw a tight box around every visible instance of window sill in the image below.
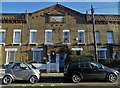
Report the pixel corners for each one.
[29,43,38,45]
[106,43,114,45]
[0,43,5,46]
[12,43,21,46]
[44,43,53,45]
[77,43,85,45]
[62,43,71,45]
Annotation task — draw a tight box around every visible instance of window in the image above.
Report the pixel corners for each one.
[49,16,64,23]
[72,48,83,55]
[31,48,43,63]
[78,30,85,44]
[45,30,52,44]
[30,30,37,44]
[0,29,6,45]
[5,48,17,64]
[63,30,70,43]
[13,63,28,70]
[95,31,100,44]
[13,30,21,45]
[107,32,113,44]
[80,61,90,68]
[97,48,107,59]
[90,62,102,69]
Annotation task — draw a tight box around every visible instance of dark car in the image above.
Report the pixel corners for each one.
[64,60,119,83]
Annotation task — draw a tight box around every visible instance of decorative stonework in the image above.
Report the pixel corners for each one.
[0,14,26,23]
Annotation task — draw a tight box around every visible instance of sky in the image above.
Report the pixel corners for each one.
[1,2,119,15]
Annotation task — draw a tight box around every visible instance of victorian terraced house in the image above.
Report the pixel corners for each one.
[0,4,119,72]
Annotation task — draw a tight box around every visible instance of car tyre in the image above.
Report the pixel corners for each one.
[108,73,117,83]
[2,75,12,85]
[29,75,38,84]
[72,74,81,83]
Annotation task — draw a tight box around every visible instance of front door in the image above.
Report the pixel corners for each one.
[50,51,56,63]
[59,52,65,72]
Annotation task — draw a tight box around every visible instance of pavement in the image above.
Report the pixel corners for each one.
[41,73,64,77]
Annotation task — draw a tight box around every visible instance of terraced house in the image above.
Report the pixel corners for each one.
[0,4,119,72]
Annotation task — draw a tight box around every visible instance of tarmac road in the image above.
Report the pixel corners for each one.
[0,73,120,88]
[0,76,120,88]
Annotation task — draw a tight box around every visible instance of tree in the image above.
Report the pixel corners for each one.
[65,45,95,65]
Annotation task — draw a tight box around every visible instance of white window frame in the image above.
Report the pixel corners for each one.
[97,48,107,59]
[0,29,6,46]
[29,30,37,45]
[5,48,17,65]
[45,30,53,45]
[63,30,70,44]
[107,31,114,44]
[13,29,21,45]
[72,48,83,55]
[31,48,43,63]
[77,30,85,44]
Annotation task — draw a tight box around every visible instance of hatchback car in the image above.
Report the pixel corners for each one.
[64,60,119,83]
[2,62,41,85]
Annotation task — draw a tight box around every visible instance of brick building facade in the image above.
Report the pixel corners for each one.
[0,4,120,71]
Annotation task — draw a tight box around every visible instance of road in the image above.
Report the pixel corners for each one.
[0,76,120,88]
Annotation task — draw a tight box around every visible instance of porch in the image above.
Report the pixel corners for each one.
[32,63,59,72]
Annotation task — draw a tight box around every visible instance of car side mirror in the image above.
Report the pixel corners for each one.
[25,67,29,70]
[99,65,104,69]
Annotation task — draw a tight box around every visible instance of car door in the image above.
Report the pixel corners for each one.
[12,63,32,80]
[89,62,107,80]
[79,61,96,80]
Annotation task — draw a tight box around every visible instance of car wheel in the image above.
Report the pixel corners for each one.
[108,73,117,83]
[2,75,12,85]
[72,74,81,83]
[29,75,38,84]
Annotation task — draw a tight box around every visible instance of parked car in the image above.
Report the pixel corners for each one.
[64,60,119,83]
[2,62,41,85]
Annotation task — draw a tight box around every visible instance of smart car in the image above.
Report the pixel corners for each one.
[2,62,40,85]
[64,60,119,83]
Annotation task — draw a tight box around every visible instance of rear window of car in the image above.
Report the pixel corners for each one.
[69,62,78,69]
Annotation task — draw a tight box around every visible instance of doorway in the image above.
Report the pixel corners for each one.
[59,52,65,72]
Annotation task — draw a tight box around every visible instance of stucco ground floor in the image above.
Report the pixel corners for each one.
[0,44,120,72]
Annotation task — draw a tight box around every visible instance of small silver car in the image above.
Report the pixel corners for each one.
[2,62,41,85]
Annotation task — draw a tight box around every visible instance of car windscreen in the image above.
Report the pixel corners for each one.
[28,63,37,69]
[6,62,13,68]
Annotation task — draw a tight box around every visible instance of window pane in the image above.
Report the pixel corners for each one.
[78,32,84,43]
[14,32,20,43]
[107,32,113,43]
[76,51,81,55]
[64,32,69,43]
[98,51,106,59]
[8,51,15,62]
[95,32,100,43]
[30,32,37,43]
[33,51,41,62]
[46,31,52,43]
[0,32,5,43]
